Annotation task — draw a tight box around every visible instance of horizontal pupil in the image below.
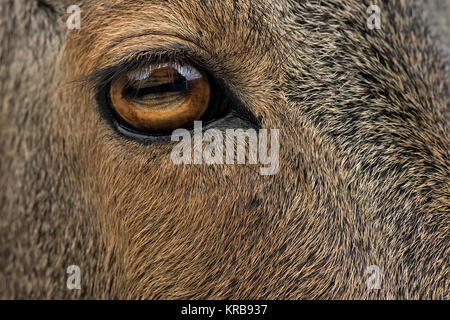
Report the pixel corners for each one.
[124,80,189,98]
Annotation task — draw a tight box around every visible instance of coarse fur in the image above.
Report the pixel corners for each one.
[0,0,449,299]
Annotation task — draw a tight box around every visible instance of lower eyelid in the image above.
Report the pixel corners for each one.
[111,114,241,144]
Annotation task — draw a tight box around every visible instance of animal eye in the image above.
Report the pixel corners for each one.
[109,62,210,132]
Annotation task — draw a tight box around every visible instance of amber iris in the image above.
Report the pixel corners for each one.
[110,62,210,132]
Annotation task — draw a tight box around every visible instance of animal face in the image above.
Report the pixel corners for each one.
[0,0,448,299]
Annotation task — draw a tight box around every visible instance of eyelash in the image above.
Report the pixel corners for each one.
[91,50,192,89]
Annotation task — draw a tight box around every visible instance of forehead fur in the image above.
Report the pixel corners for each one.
[68,1,279,75]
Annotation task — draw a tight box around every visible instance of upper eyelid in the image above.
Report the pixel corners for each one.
[103,31,210,59]
[80,45,219,93]
[80,30,214,85]
[82,48,190,88]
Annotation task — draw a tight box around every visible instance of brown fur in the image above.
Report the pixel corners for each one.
[0,0,449,299]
